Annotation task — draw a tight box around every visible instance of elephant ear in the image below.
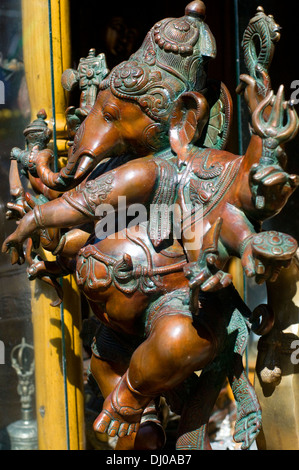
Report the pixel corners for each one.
[169,92,210,159]
[200,81,233,151]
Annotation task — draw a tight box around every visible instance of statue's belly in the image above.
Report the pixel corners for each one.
[75,224,188,333]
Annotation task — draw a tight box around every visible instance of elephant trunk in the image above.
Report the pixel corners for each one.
[32,145,97,192]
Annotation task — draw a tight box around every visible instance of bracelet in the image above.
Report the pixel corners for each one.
[33,205,45,229]
[239,234,254,259]
[126,371,149,398]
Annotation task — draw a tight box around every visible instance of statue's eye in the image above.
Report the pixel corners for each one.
[102,104,120,123]
[103,111,114,123]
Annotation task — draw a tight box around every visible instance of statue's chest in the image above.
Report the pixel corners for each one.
[179,149,241,216]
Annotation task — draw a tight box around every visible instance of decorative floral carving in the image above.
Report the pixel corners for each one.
[153,18,199,54]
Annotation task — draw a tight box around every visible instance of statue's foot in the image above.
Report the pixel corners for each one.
[234,409,262,450]
[231,371,262,449]
[93,398,141,438]
[93,372,150,438]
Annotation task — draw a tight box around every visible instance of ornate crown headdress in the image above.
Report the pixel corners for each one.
[100,1,216,122]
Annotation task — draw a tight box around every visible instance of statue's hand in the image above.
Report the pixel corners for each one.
[185,255,233,315]
[6,191,37,221]
[241,231,298,284]
[184,218,232,314]
[6,201,26,221]
[2,210,37,265]
[249,162,299,212]
[185,217,232,293]
[250,163,298,187]
[184,255,232,293]
[2,231,25,265]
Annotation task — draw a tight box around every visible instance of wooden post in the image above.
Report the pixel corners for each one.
[21,0,85,450]
[31,270,85,450]
[21,0,70,154]
[228,258,244,298]
[255,257,299,450]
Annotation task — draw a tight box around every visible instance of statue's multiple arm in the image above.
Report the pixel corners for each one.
[183,83,299,295]
[2,159,158,264]
[3,75,299,296]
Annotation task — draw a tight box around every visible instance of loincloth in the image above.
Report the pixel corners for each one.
[91,323,143,366]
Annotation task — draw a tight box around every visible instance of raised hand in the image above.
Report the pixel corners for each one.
[184,218,232,315]
[247,86,299,212]
[249,162,299,212]
[2,231,25,265]
[2,210,37,265]
[241,230,298,284]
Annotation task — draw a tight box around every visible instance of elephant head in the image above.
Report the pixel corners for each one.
[23,1,221,192]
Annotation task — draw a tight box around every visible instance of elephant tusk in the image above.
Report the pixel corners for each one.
[74,155,95,180]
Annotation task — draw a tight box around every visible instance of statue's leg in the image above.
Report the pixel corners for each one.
[93,312,215,438]
[225,309,262,450]
[90,352,135,449]
[90,353,125,397]
[90,343,165,449]
[175,359,228,450]
[175,298,261,451]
